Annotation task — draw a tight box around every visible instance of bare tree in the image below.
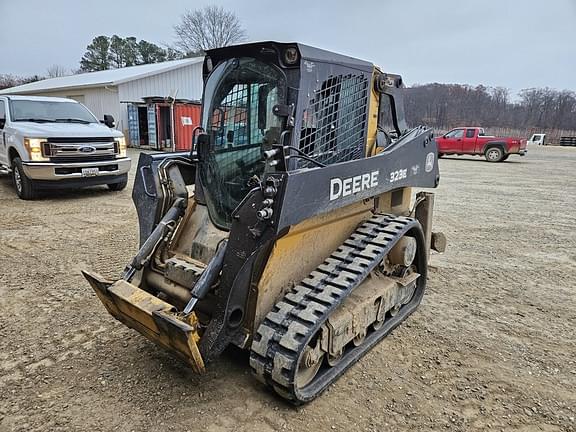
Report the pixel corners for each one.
[174,6,247,54]
[405,83,576,131]
[46,64,68,78]
[0,74,21,90]
[0,74,43,90]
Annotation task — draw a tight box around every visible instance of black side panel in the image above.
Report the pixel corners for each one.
[277,127,439,230]
[132,152,193,247]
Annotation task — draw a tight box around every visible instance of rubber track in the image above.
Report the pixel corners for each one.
[249,214,422,403]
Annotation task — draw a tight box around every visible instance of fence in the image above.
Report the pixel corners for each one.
[560,136,576,146]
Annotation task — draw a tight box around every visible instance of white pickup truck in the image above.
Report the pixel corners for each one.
[0,95,131,199]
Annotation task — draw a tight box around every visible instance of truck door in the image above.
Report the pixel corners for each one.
[462,128,477,153]
[0,99,7,166]
[442,128,464,153]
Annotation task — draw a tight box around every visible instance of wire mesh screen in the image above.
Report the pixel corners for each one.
[210,84,261,176]
[298,74,369,168]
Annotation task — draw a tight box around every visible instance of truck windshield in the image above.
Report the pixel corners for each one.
[200,57,286,229]
[10,100,98,123]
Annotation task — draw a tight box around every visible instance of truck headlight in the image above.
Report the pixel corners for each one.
[115,137,127,157]
[24,138,49,161]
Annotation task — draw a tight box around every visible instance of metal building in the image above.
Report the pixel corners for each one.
[0,58,204,149]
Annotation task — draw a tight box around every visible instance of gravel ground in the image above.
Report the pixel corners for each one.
[0,145,575,432]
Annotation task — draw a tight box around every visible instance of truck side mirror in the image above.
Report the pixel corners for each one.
[0,117,5,130]
[103,114,115,128]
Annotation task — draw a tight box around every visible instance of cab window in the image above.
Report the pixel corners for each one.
[445,129,464,139]
[466,129,475,138]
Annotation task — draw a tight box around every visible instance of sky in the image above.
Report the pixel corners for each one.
[0,0,575,95]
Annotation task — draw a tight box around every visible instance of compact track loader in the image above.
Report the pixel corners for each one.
[83,41,444,403]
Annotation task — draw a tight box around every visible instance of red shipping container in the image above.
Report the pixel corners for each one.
[174,103,202,151]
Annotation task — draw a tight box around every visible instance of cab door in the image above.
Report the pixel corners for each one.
[0,98,8,166]
[441,128,465,153]
[461,128,477,153]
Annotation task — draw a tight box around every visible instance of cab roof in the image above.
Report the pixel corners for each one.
[206,41,374,73]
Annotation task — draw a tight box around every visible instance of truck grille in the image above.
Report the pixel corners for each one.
[54,164,119,175]
[44,137,119,162]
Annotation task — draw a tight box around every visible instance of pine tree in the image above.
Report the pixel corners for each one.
[137,40,166,65]
[80,36,111,72]
[109,35,126,69]
[79,35,183,72]
[123,37,139,67]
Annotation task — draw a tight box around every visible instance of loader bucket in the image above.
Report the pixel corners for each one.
[82,270,205,373]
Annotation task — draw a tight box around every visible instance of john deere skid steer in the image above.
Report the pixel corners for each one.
[83,41,443,403]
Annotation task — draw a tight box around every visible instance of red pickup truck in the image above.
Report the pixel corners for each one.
[436,127,527,162]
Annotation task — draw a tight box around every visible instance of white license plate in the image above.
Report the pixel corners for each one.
[82,167,99,177]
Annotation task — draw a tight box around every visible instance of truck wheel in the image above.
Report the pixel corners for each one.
[107,174,128,191]
[12,157,37,200]
[485,147,504,162]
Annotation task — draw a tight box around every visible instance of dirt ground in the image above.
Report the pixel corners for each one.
[0,145,575,432]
